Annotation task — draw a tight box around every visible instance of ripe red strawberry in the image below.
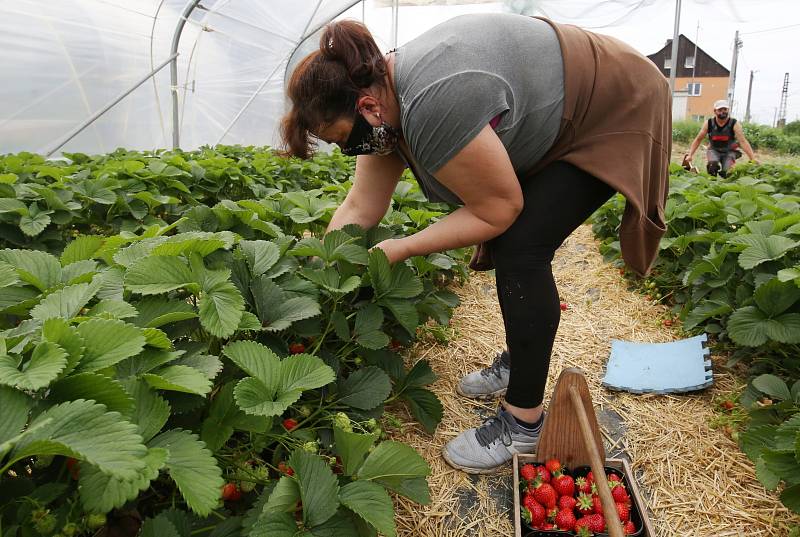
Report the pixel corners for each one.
[558,495,577,511]
[520,463,537,482]
[532,481,558,509]
[576,493,594,516]
[663,319,673,327]
[607,473,621,483]
[552,474,575,497]
[522,493,538,510]
[66,458,80,480]
[289,342,305,354]
[560,302,568,311]
[611,483,630,504]
[278,462,294,476]
[592,494,603,515]
[221,482,241,501]
[535,465,551,483]
[616,502,631,522]
[586,471,595,484]
[574,517,592,535]
[541,523,555,530]
[544,458,562,475]
[575,476,591,494]
[282,418,298,431]
[554,509,577,531]
[587,513,606,533]
[721,400,735,411]
[527,502,546,527]
[624,520,637,535]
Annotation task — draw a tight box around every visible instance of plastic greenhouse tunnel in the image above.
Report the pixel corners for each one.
[0,0,362,155]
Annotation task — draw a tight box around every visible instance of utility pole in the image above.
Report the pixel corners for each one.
[668,0,682,94]
[727,31,742,110]
[690,20,699,85]
[777,72,790,128]
[744,70,755,124]
[390,0,399,49]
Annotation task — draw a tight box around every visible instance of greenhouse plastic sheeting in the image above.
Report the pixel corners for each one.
[0,0,359,155]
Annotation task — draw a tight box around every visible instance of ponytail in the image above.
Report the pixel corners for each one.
[281,20,386,159]
[320,20,387,89]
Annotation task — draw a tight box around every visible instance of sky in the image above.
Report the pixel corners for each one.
[337,0,799,126]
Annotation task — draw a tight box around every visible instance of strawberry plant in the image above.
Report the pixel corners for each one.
[592,161,800,516]
[0,146,467,536]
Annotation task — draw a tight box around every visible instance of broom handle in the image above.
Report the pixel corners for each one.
[569,386,625,537]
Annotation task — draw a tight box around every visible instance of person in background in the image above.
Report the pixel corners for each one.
[684,99,757,176]
[281,14,670,474]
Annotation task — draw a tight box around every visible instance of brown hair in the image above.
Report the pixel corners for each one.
[281,20,387,159]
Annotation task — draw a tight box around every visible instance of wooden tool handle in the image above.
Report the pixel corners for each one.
[569,386,625,537]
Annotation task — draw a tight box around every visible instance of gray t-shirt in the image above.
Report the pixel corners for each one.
[394,13,564,204]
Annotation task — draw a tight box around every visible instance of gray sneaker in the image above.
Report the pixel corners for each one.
[442,407,540,474]
[456,350,510,399]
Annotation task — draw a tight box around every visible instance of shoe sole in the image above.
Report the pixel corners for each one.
[455,384,507,400]
[441,449,507,475]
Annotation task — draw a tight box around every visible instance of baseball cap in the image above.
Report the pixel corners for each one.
[714,99,730,110]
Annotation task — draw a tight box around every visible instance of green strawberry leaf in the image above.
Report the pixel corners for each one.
[198,281,244,338]
[338,367,391,410]
[338,480,395,537]
[353,305,389,350]
[402,387,443,434]
[149,429,224,516]
[48,373,135,416]
[754,278,800,317]
[289,450,339,528]
[126,380,171,443]
[3,399,147,480]
[61,236,105,266]
[124,256,195,295]
[0,249,61,291]
[0,386,31,445]
[75,319,146,373]
[0,341,67,391]
[356,440,431,494]
[728,234,798,269]
[239,240,281,277]
[251,276,321,332]
[752,374,792,401]
[132,296,197,328]
[30,282,99,321]
[333,427,377,477]
[79,447,167,513]
[143,365,213,396]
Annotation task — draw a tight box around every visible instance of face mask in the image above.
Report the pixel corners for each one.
[340,112,399,156]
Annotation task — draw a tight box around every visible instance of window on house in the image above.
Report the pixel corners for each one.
[692,114,705,122]
[684,56,695,68]
[664,58,672,69]
[686,82,702,96]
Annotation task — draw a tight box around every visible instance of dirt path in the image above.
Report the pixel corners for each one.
[389,225,799,537]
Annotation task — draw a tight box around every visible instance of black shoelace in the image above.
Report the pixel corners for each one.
[474,412,513,448]
[480,352,509,379]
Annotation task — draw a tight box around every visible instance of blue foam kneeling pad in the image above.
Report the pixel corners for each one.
[602,334,712,394]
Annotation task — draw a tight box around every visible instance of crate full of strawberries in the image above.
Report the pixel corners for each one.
[513,454,652,537]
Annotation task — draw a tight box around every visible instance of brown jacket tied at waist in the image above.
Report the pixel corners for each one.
[471,18,671,277]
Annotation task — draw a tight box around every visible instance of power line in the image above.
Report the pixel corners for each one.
[741,22,800,36]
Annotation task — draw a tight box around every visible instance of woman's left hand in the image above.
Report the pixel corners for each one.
[372,238,410,264]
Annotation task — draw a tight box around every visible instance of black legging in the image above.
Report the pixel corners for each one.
[492,161,616,408]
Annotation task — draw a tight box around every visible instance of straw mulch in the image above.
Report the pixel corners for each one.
[388,224,800,537]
